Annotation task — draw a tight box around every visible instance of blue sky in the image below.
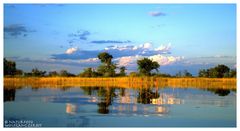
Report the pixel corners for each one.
[4,4,236,75]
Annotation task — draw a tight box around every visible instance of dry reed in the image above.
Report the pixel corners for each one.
[4,77,236,90]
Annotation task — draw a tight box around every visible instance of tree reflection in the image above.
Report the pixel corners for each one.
[4,88,16,102]
[97,87,116,114]
[81,86,99,96]
[214,89,230,96]
[137,88,159,104]
[120,88,125,97]
[208,88,231,96]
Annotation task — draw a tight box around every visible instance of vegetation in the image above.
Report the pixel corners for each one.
[198,64,235,78]
[79,68,98,77]
[137,58,160,76]
[24,68,46,77]
[175,70,193,77]
[119,66,126,76]
[97,52,117,77]
[48,71,59,77]
[59,70,75,77]
[4,54,236,78]
[4,58,22,76]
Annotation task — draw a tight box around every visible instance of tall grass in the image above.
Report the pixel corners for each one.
[4,77,236,90]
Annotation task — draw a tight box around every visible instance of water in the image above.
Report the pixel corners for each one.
[4,86,236,127]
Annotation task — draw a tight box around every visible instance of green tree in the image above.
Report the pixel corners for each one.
[79,68,98,77]
[119,66,126,76]
[183,70,192,77]
[59,70,75,77]
[97,52,116,77]
[31,68,46,77]
[198,69,208,77]
[97,52,113,65]
[15,69,23,76]
[4,58,17,76]
[214,64,230,78]
[198,65,231,78]
[48,71,59,77]
[137,58,160,76]
[229,69,236,78]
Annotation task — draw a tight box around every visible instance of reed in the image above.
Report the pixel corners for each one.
[4,77,236,90]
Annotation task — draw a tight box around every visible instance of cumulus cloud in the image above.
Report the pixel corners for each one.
[115,55,142,66]
[116,54,183,67]
[149,11,166,17]
[52,42,172,60]
[91,40,131,44]
[155,43,171,52]
[65,47,78,54]
[4,24,36,38]
[149,54,184,65]
[79,58,99,63]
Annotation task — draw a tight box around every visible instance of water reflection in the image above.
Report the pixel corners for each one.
[61,87,185,116]
[207,88,231,96]
[4,86,234,116]
[4,88,16,102]
[137,88,159,104]
[97,88,117,114]
[66,103,77,115]
[4,86,236,127]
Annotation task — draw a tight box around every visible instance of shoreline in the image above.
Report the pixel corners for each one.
[4,77,236,90]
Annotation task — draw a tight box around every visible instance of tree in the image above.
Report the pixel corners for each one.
[48,71,59,77]
[229,69,236,78]
[97,52,113,65]
[79,68,98,77]
[198,69,208,77]
[183,70,192,77]
[31,68,46,77]
[199,65,231,78]
[119,66,126,76]
[97,52,116,77]
[15,69,23,76]
[137,58,160,76]
[214,64,230,78]
[4,58,17,76]
[59,70,75,77]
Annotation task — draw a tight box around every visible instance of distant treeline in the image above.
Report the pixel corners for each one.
[4,52,236,78]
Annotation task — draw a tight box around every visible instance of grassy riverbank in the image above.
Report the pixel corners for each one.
[4,77,236,90]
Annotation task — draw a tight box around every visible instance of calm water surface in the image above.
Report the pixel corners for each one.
[4,86,236,127]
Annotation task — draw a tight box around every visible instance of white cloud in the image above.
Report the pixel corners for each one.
[79,58,99,63]
[149,54,183,65]
[116,55,142,66]
[53,42,173,60]
[116,54,183,67]
[140,42,152,49]
[104,42,169,52]
[155,43,171,52]
[65,47,78,54]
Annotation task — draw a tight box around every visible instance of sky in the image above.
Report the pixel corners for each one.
[4,4,236,75]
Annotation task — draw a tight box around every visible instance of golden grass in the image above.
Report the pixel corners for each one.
[4,77,236,90]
